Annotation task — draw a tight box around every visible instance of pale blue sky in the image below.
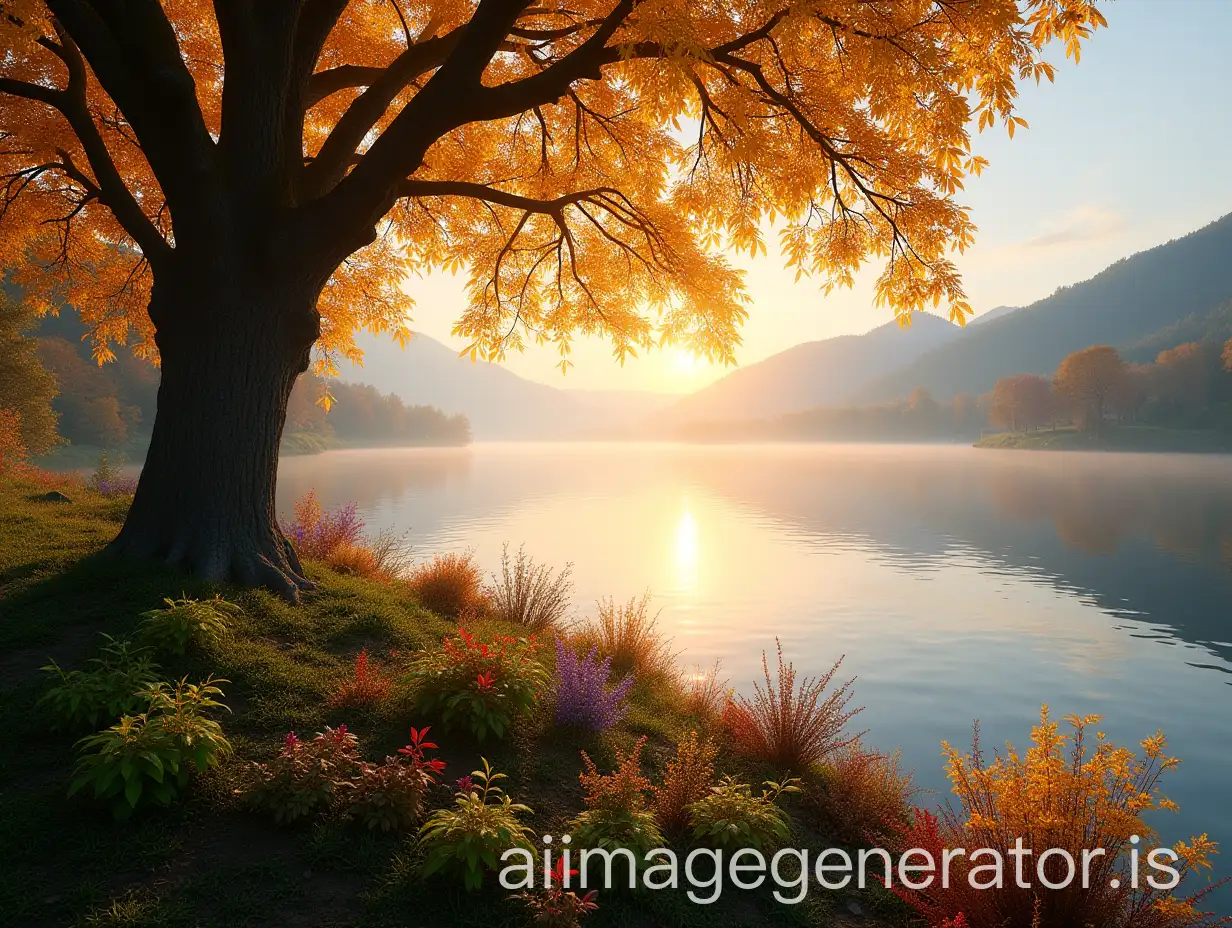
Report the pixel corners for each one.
[388,0,1232,393]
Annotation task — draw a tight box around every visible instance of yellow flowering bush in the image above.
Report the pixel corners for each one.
[890,706,1228,928]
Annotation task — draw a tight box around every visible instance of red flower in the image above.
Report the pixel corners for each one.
[475,671,496,693]
[551,857,579,884]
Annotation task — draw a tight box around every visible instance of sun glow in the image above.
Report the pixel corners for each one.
[672,348,700,372]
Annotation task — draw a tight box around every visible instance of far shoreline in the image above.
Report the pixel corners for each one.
[974,425,1232,454]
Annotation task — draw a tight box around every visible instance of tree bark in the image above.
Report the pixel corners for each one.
[108,273,320,600]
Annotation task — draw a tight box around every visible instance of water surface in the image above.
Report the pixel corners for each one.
[278,443,1232,877]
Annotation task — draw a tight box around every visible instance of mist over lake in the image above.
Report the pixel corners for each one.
[278,442,1232,869]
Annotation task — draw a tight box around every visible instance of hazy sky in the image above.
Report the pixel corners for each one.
[381,0,1232,395]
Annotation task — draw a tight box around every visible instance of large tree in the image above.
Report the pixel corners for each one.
[0,0,1104,596]
[1054,345,1127,432]
[989,372,1052,432]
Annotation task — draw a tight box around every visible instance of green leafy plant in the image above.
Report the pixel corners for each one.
[347,727,447,832]
[245,724,365,824]
[686,775,801,851]
[569,738,663,887]
[419,759,534,891]
[68,676,232,820]
[138,595,239,655]
[403,628,548,741]
[40,635,161,730]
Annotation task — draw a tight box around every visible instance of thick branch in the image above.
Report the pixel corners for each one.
[0,40,171,266]
[46,0,219,236]
[214,0,305,204]
[301,28,467,198]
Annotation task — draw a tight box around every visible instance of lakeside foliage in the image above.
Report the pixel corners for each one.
[0,474,1226,926]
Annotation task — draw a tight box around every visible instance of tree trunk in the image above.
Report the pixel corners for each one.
[108,274,320,600]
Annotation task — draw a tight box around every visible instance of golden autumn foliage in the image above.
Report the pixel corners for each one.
[0,0,1106,372]
[891,707,1229,928]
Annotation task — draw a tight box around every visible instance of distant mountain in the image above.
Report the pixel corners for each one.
[344,332,679,439]
[344,332,579,439]
[658,313,961,426]
[858,212,1232,401]
[968,304,1020,326]
[1121,301,1232,364]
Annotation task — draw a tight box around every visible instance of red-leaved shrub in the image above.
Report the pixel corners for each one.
[328,649,392,709]
[724,639,863,771]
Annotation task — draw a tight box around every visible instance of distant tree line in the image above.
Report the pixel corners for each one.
[989,337,1232,434]
[677,334,1232,444]
[0,295,470,460]
[285,375,470,451]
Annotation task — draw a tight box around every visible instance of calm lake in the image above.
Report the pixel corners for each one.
[277,442,1232,876]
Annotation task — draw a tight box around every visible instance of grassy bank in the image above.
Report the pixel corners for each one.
[0,475,896,928]
[974,425,1232,453]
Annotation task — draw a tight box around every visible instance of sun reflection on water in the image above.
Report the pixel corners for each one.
[674,504,700,594]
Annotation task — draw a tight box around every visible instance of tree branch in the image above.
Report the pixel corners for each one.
[300,28,467,198]
[46,0,219,235]
[0,32,172,267]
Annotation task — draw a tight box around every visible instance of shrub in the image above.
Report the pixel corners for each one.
[724,639,862,771]
[574,593,676,677]
[553,638,633,733]
[683,660,729,723]
[40,635,162,730]
[570,738,664,886]
[403,628,548,740]
[281,490,409,578]
[323,541,380,577]
[282,491,364,559]
[809,740,915,847]
[487,542,574,631]
[325,533,410,580]
[890,708,1231,928]
[328,648,393,709]
[69,676,231,820]
[408,551,488,618]
[419,758,535,891]
[652,731,717,835]
[137,595,239,655]
[246,724,365,824]
[347,727,446,832]
[86,451,138,497]
[686,775,801,852]
[514,858,600,927]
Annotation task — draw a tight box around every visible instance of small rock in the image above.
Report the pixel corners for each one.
[32,490,72,503]
[845,899,864,917]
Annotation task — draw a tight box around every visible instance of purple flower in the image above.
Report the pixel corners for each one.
[279,493,366,559]
[553,638,633,732]
[94,476,139,498]
[455,775,474,793]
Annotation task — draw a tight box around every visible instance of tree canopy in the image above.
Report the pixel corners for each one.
[1,0,1105,374]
